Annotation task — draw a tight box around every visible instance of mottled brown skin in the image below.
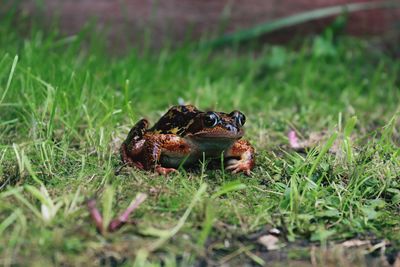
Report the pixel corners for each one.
[120,105,255,175]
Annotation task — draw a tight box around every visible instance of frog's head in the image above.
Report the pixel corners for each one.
[186,110,246,140]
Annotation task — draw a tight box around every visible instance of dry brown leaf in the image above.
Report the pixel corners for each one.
[288,130,342,154]
[257,234,280,250]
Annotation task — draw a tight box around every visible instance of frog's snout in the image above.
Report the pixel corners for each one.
[224,123,237,133]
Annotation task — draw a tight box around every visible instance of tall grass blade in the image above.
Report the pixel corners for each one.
[102,185,115,230]
[211,180,246,199]
[343,116,357,163]
[12,191,42,219]
[197,200,216,247]
[0,210,19,235]
[308,132,338,177]
[25,184,62,223]
[0,55,18,105]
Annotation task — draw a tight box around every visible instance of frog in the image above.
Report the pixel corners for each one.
[120,105,255,175]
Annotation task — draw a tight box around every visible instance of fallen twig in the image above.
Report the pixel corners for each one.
[87,198,104,233]
[87,193,147,234]
[108,193,147,232]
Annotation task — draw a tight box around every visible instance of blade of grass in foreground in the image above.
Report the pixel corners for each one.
[211,180,247,199]
[101,185,115,231]
[201,1,399,48]
[0,210,19,236]
[0,55,18,105]
[134,183,207,266]
[308,132,338,178]
[343,116,357,163]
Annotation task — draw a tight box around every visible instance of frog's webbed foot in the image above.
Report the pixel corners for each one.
[225,139,255,176]
[143,134,186,175]
[155,166,178,175]
[226,158,252,176]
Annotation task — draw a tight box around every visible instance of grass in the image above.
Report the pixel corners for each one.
[0,14,400,266]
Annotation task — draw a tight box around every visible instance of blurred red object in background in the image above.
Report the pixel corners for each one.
[18,0,400,48]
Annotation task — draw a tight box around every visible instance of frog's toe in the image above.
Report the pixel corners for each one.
[226,159,252,176]
[156,166,178,175]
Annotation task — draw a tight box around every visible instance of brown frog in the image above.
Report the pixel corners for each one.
[120,105,255,175]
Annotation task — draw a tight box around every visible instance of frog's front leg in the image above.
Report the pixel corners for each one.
[225,139,255,175]
[120,119,149,169]
[143,134,190,175]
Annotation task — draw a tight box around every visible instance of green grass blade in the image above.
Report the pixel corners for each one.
[211,180,247,199]
[308,132,338,178]
[0,55,18,105]
[101,185,115,230]
[0,210,19,235]
[12,191,43,220]
[25,185,53,208]
[343,116,357,163]
[344,116,357,138]
[196,200,216,247]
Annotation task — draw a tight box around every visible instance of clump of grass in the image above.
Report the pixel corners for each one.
[0,13,399,266]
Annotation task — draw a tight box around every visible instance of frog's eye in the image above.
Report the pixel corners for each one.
[230,111,246,126]
[204,112,219,127]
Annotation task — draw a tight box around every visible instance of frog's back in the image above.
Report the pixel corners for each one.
[149,105,201,136]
